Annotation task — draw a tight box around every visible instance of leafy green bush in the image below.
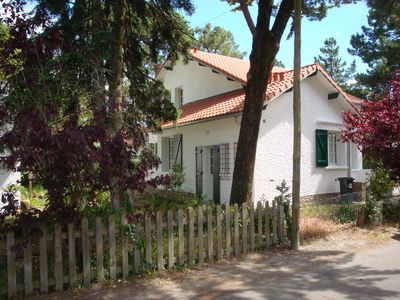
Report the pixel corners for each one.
[364,166,396,224]
[329,204,357,224]
[382,202,400,223]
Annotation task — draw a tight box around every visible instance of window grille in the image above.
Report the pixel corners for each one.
[220,143,230,175]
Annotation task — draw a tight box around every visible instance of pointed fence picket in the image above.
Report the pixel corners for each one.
[1,202,288,298]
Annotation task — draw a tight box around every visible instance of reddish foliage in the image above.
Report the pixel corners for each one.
[342,70,400,183]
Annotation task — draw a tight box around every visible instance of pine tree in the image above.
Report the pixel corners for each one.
[194,23,246,58]
[349,0,400,98]
[315,37,356,91]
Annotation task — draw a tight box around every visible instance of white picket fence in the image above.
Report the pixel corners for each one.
[2,201,287,298]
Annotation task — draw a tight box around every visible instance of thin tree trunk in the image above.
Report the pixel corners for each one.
[108,0,126,210]
[291,0,302,251]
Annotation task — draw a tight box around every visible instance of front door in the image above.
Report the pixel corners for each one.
[210,145,220,203]
[195,147,203,196]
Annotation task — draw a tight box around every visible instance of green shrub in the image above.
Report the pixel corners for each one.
[382,202,400,223]
[365,166,396,224]
[329,204,357,224]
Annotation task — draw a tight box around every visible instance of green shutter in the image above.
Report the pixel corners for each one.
[316,129,328,167]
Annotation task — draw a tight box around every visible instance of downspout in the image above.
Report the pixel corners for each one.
[347,142,351,177]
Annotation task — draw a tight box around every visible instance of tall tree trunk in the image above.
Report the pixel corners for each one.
[291,0,302,250]
[230,0,293,204]
[109,0,126,210]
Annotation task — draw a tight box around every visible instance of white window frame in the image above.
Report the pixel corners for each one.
[328,132,338,165]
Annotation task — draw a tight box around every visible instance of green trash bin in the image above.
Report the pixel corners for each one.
[337,177,354,194]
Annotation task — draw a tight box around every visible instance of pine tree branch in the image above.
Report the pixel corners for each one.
[271,0,294,38]
[239,0,256,36]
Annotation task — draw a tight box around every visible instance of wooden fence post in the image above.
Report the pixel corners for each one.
[167,210,174,269]
[157,211,164,271]
[121,215,129,279]
[133,225,141,273]
[272,200,278,245]
[54,224,63,292]
[198,206,204,265]
[207,205,213,263]
[178,209,185,265]
[109,217,116,280]
[257,202,263,250]
[23,229,33,296]
[82,217,90,286]
[216,205,222,260]
[145,214,152,265]
[250,204,255,252]
[68,223,77,287]
[39,225,48,293]
[234,204,239,256]
[225,204,231,258]
[95,217,104,283]
[242,203,248,254]
[188,207,194,266]
[279,201,285,240]
[265,201,271,249]
[7,231,16,298]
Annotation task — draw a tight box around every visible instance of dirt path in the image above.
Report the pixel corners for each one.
[36,227,400,300]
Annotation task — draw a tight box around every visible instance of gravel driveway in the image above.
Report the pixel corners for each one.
[35,227,400,300]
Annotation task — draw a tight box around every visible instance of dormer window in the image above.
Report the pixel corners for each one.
[175,87,183,108]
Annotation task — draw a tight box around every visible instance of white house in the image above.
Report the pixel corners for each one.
[149,49,370,204]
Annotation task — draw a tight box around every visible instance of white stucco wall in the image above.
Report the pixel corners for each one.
[149,116,240,203]
[151,68,369,204]
[159,59,243,104]
[253,74,369,201]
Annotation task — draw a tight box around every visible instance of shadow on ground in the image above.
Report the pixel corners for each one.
[36,241,400,300]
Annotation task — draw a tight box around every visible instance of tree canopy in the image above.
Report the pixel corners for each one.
[343,70,400,184]
[0,0,194,224]
[349,0,400,98]
[194,23,246,58]
[315,37,356,91]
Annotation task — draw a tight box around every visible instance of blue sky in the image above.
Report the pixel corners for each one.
[187,1,369,73]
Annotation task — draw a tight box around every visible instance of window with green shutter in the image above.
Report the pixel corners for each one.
[316,129,328,167]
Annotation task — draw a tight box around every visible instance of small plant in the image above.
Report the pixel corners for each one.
[167,164,185,192]
[274,180,292,240]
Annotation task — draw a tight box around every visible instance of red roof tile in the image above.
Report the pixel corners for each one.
[189,49,286,84]
[162,51,363,128]
[163,89,245,127]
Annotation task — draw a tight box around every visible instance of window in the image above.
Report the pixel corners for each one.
[328,132,337,165]
[162,134,182,171]
[175,87,183,108]
[316,129,346,167]
[220,143,230,175]
[233,142,238,160]
[168,137,175,169]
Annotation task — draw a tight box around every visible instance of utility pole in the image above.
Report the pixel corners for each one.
[291,0,302,250]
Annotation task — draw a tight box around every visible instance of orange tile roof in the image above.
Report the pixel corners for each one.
[343,92,366,106]
[163,51,363,128]
[163,89,246,127]
[189,49,286,84]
